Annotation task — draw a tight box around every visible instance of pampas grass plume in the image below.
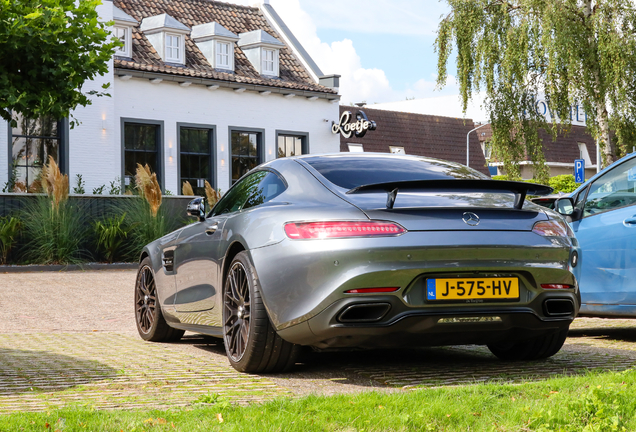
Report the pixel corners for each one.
[182,181,194,196]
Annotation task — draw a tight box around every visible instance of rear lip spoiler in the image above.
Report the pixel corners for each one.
[346,180,554,210]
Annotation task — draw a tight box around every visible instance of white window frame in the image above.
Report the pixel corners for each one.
[113,25,132,58]
[215,41,232,70]
[389,146,405,155]
[261,48,277,76]
[348,143,364,153]
[165,33,184,64]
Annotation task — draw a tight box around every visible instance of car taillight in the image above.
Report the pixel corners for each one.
[284,221,406,239]
[532,220,574,237]
[345,287,400,294]
[541,284,574,289]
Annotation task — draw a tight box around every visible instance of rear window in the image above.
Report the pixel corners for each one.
[304,155,489,190]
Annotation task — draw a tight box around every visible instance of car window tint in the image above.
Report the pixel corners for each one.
[243,172,286,210]
[304,155,489,190]
[212,171,267,215]
[584,157,636,217]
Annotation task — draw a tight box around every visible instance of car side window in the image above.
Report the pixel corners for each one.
[212,171,267,216]
[243,172,286,210]
[584,157,636,217]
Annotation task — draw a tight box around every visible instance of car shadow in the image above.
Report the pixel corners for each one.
[0,348,118,395]
[568,327,636,343]
[179,333,636,389]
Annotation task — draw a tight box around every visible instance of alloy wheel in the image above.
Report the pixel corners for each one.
[135,265,157,334]
[224,261,251,362]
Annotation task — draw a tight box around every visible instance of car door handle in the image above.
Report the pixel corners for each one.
[623,216,636,227]
[205,224,219,235]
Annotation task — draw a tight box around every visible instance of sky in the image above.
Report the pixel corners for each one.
[231,0,482,118]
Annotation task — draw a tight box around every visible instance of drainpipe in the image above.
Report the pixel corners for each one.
[466,123,490,168]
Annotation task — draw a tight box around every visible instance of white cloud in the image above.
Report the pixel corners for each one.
[232,0,458,107]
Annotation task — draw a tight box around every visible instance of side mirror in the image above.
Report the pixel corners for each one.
[187,197,206,222]
[554,198,574,216]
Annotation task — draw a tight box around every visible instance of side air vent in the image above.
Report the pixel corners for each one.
[162,250,174,272]
[338,303,391,323]
[544,299,574,317]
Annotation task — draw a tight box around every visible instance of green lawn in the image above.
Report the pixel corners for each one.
[1,369,635,432]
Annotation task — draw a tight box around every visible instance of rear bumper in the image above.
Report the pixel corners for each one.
[251,230,580,332]
[278,292,578,349]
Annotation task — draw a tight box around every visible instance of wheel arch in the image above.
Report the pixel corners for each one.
[222,241,247,284]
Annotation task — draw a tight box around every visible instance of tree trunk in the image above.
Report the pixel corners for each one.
[584,0,616,167]
[595,100,615,167]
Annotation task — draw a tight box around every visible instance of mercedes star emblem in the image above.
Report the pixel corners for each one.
[462,212,480,226]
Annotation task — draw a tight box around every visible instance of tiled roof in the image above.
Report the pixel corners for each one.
[338,106,491,176]
[477,124,597,165]
[112,0,336,95]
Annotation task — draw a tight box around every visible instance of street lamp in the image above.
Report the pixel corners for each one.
[466,123,490,168]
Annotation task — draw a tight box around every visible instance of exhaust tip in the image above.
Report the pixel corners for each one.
[544,299,574,317]
[338,303,391,323]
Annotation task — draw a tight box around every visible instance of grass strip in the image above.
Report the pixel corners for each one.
[1,368,635,431]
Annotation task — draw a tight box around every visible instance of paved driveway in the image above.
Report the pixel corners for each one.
[1,270,636,412]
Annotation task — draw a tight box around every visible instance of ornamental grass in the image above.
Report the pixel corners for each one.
[135,163,162,217]
[182,181,194,196]
[205,180,222,208]
[20,157,86,264]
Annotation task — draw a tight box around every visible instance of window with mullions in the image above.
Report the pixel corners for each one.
[10,112,62,193]
[124,123,160,191]
[180,127,213,196]
[231,131,262,184]
[277,135,304,158]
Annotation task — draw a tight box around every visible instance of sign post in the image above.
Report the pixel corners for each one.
[574,159,585,183]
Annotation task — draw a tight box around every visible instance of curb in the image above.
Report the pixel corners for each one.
[0,263,138,273]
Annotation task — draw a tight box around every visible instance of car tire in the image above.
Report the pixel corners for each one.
[487,327,569,361]
[223,251,300,374]
[135,257,185,342]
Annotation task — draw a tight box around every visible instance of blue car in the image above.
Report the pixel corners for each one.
[548,153,636,317]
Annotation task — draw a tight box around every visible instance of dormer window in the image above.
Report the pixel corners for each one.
[262,49,275,75]
[140,14,190,66]
[165,34,183,63]
[216,41,231,69]
[238,30,284,77]
[191,23,238,71]
[113,7,137,59]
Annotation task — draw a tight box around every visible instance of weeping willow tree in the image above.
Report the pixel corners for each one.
[436,0,636,182]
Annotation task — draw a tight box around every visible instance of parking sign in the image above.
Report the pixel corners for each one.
[574,159,585,183]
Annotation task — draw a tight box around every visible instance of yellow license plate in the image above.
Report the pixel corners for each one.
[426,278,519,301]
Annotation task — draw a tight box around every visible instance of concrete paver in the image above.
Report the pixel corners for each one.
[1,270,636,412]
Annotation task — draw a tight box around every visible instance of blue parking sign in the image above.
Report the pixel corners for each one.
[574,159,585,183]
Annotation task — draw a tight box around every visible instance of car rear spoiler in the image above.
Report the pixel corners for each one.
[346,180,553,210]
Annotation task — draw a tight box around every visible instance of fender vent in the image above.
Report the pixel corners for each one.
[338,303,391,323]
[162,250,174,272]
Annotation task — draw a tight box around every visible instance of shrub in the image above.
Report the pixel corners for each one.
[94,214,128,263]
[0,216,21,264]
[549,174,579,194]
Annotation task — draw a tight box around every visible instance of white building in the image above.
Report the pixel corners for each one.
[1,0,340,195]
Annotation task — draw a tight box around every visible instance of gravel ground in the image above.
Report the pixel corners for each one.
[1,269,635,412]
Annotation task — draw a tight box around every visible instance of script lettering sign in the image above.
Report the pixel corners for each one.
[332,110,377,139]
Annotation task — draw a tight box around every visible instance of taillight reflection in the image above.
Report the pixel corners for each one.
[284,221,406,239]
[532,220,574,237]
[541,284,574,289]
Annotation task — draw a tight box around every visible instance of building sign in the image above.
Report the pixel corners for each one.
[332,110,377,139]
[531,95,587,126]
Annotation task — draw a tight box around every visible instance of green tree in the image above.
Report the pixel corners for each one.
[0,0,120,125]
[436,0,636,182]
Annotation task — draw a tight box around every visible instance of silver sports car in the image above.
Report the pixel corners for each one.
[135,153,581,373]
